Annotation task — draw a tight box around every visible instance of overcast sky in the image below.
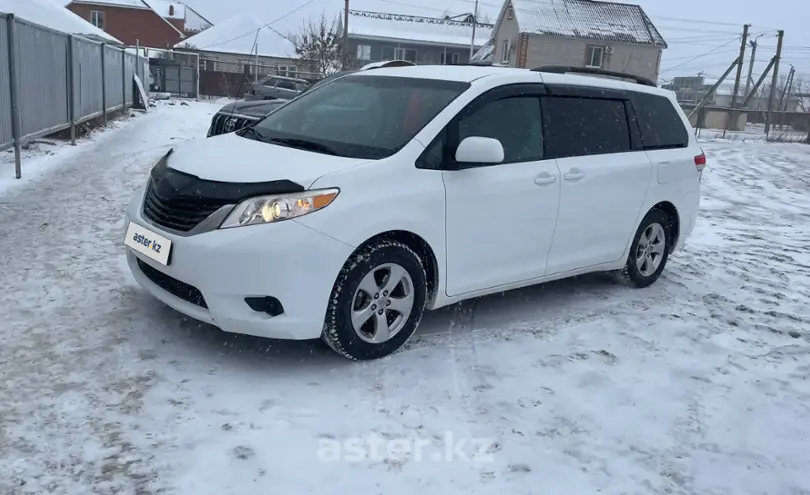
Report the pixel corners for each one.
[147,0,809,82]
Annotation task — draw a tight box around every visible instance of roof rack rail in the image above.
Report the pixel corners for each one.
[448,60,494,66]
[530,66,657,87]
[447,61,513,67]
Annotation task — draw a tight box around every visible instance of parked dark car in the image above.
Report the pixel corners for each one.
[207,61,416,137]
[207,99,289,137]
[244,75,311,101]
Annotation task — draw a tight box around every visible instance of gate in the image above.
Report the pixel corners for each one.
[146,49,198,98]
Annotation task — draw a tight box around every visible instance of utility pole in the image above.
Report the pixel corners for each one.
[252,29,260,83]
[469,0,479,58]
[688,57,740,119]
[725,23,749,136]
[779,65,795,111]
[742,56,776,107]
[730,24,749,109]
[744,37,759,101]
[343,0,350,69]
[765,29,784,135]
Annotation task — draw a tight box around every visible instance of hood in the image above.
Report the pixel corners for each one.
[164,132,371,188]
[217,99,289,119]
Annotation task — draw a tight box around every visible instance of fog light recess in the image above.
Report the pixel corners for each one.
[245,296,284,316]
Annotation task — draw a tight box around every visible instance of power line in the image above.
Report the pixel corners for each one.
[196,0,317,50]
[663,48,740,61]
[380,0,446,13]
[660,37,742,74]
[650,16,747,28]
[666,34,746,43]
[663,62,749,72]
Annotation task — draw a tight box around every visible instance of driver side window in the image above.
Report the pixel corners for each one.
[458,96,544,164]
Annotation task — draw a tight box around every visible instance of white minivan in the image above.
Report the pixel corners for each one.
[124,65,704,360]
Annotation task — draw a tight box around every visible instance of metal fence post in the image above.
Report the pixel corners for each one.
[135,40,140,82]
[100,43,107,125]
[6,14,22,179]
[67,35,77,145]
[121,49,127,110]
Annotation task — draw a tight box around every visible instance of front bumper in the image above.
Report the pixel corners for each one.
[124,187,354,340]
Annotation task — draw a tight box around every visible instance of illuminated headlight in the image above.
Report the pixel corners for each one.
[219,188,339,229]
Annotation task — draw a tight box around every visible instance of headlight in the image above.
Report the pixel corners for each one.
[219,188,339,229]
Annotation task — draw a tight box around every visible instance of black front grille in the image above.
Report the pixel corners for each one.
[142,151,307,233]
[142,177,228,232]
[137,259,208,309]
[209,113,256,137]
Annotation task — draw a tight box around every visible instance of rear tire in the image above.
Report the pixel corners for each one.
[615,208,671,288]
[322,239,427,360]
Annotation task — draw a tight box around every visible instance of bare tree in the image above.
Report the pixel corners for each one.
[291,14,344,78]
[793,78,809,112]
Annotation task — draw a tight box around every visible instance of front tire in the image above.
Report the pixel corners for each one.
[322,239,427,360]
[616,208,672,288]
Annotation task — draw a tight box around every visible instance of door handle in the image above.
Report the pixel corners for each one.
[534,175,556,185]
[564,172,584,181]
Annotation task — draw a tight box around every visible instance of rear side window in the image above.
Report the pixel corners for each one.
[631,92,689,150]
[542,96,631,159]
[276,80,296,90]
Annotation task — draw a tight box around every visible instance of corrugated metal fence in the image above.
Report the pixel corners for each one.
[0,13,148,179]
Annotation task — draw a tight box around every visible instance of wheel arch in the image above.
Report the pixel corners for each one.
[353,230,440,308]
[650,201,680,249]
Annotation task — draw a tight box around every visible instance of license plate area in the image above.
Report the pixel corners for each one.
[124,221,172,265]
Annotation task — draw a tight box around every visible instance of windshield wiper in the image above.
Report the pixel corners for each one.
[266,137,339,156]
[237,125,266,141]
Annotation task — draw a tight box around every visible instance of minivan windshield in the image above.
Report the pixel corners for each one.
[249,75,470,159]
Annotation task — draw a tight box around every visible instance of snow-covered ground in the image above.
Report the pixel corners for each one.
[698,122,808,143]
[1,100,809,495]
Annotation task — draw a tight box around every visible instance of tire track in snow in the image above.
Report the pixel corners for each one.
[408,288,677,351]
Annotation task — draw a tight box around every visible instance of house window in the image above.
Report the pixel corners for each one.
[585,46,604,68]
[90,10,105,30]
[199,59,219,71]
[356,44,371,61]
[501,39,510,63]
[278,65,297,78]
[507,7,514,19]
[440,52,459,65]
[394,47,417,63]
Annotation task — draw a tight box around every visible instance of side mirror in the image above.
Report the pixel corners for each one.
[454,136,504,166]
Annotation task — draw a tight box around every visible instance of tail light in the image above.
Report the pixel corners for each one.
[694,152,706,172]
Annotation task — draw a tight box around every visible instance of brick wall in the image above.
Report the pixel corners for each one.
[67,3,184,48]
[525,35,662,82]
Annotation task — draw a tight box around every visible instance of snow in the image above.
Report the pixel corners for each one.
[348,10,492,47]
[0,0,122,44]
[146,0,185,20]
[511,0,666,47]
[2,101,810,494]
[69,0,148,8]
[471,39,494,61]
[183,4,212,32]
[179,13,296,58]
